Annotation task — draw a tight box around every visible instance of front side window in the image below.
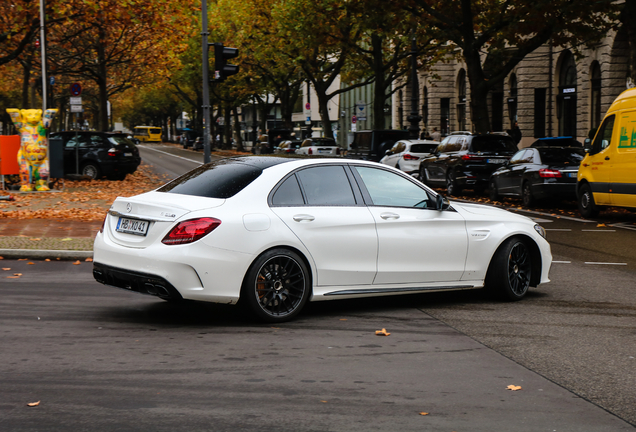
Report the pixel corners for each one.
[591,115,615,155]
[354,166,432,208]
[509,150,529,165]
[295,166,356,206]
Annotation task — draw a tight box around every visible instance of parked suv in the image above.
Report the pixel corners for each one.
[49,131,141,180]
[418,133,518,195]
[347,130,410,161]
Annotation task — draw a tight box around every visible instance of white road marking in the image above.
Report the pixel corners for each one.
[552,261,571,264]
[545,229,572,232]
[138,145,202,164]
[584,262,627,266]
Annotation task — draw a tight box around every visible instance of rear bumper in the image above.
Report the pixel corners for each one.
[93,262,183,301]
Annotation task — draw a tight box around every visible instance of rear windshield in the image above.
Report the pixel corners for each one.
[311,138,336,146]
[157,160,263,198]
[410,143,438,153]
[538,148,585,164]
[470,136,518,153]
[150,128,162,135]
[108,135,136,147]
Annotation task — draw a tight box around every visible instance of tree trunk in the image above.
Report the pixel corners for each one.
[371,34,387,130]
[232,108,244,152]
[465,50,491,133]
[97,26,109,131]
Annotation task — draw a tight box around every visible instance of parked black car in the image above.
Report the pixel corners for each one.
[49,131,141,180]
[489,146,585,206]
[418,133,518,195]
[347,130,410,161]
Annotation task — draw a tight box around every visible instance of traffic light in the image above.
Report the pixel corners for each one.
[212,43,239,81]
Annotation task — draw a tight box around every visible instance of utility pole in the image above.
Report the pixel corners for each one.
[39,0,47,110]
[201,0,212,164]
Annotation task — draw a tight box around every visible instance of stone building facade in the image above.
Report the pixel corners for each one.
[394,28,631,148]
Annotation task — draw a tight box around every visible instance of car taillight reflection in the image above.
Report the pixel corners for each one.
[461,154,485,161]
[162,217,222,245]
[403,154,419,160]
[308,148,313,155]
[539,168,562,178]
[107,147,121,157]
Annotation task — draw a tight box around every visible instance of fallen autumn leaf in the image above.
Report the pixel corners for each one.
[507,385,522,391]
[375,328,391,336]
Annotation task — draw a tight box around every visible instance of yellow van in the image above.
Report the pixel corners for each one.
[133,126,162,143]
[577,88,636,217]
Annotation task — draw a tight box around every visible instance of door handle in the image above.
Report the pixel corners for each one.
[293,214,315,222]
[605,156,610,160]
[380,212,400,220]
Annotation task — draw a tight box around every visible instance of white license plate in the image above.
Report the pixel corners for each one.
[116,217,149,236]
[567,172,577,178]
[318,149,331,154]
[124,152,133,157]
[487,158,507,164]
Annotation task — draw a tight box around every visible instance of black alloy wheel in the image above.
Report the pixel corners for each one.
[522,182,534,207]
[486,237,532,301]
[418,166,428,183]
[243,249,310,322]
[446,171,461,196]
[578,183,600,218]
[81,162,100,180]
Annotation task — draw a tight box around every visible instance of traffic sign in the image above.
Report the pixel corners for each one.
[352,115,357,124]
[305,102,311,111]
[70,97,82,105]
[70,83,82,96]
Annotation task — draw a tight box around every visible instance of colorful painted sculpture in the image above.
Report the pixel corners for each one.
[6,108,58,192]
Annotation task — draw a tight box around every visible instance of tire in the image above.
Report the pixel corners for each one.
[81,162,100,180]
[578,183,600,218]
[242,249,311,323]
[489,179,499,201]
[486,237,532,301]
[521,182,534,207]
[446,171,461,196]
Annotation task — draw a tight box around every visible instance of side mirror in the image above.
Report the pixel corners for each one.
[385,149,391,155]
[436,194,450,210]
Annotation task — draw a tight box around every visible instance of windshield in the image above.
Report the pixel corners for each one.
[470,136,518,153]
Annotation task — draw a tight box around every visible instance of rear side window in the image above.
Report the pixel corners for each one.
[538,148,585,164]
[271,175,304,206]
[158,160,262,198]
[470,136,518,153]
[410,143,437,153]
[296,166,356,206]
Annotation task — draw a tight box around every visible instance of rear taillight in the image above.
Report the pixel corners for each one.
[107,148,121,157]
[308,148,313,155]
[162,217,221,245]
[461,154,485,161]
[403,154,419,160]
[539,168,562,178]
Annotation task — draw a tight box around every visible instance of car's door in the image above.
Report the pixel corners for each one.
[269,165,378,286]
[498,149,531,194]
[426,138,455,183]
[351,165,468,284]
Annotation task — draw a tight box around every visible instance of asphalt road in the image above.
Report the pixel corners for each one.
[0,260,633,431]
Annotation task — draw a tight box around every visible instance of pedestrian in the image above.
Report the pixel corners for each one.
[509,121,522,145]
[420,129,427,140]
[431,127,441,141]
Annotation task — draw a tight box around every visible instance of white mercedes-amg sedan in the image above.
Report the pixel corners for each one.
[93,156,551,322]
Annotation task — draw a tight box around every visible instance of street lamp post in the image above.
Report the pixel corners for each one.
[406,29,421,139]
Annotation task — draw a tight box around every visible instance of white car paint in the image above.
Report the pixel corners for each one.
[379,139,439,174]
[93,157,552,320]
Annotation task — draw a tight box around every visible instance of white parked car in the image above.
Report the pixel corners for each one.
[295,138,341,156]
[380,139,439,174]
[93,156,552,322]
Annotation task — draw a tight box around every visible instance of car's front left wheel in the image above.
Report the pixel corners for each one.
[243,249,311,322]
[486,237,532,301]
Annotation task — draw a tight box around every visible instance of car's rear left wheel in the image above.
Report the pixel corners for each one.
[81,162,100,180]
[243,249,310,322]
[522,182,534,207]
[446,171,461,196]
[486,237,532,301]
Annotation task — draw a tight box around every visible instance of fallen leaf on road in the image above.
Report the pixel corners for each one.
[2,268,10,271]
[597,223,606,227]
[27,262,34,265]
[320,400,328,403]
[375,328,391,336]
[85,258,93,262]
[45,259,50,262]
[72,260,81,265]
[27,401,40,407]
[18,258,28,261]
[29,238,41,241]
[419,412,429,416]
[60,238,72,241]
[0,256,4,260]
[507,385,522,391]
[7,276,20,279]
[339,318,347,321]
[13,273,22,276]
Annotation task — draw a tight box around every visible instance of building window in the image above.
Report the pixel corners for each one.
[456,70,467,131]
[440,98,450,136]
[508,73,518,127]
[558,50,577,137]
[590,61,602,132]
[534,88,546,138]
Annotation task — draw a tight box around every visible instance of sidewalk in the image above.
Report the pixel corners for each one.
[0,218,99,260]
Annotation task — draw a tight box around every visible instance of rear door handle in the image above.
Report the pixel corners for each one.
[380,212,400,220]
[605,156,610,160]
[293,214,315,222]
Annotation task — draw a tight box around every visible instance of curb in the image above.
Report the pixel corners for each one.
[0,249,93,260]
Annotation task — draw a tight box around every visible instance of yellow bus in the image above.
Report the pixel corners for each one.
[133,126,162,142]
